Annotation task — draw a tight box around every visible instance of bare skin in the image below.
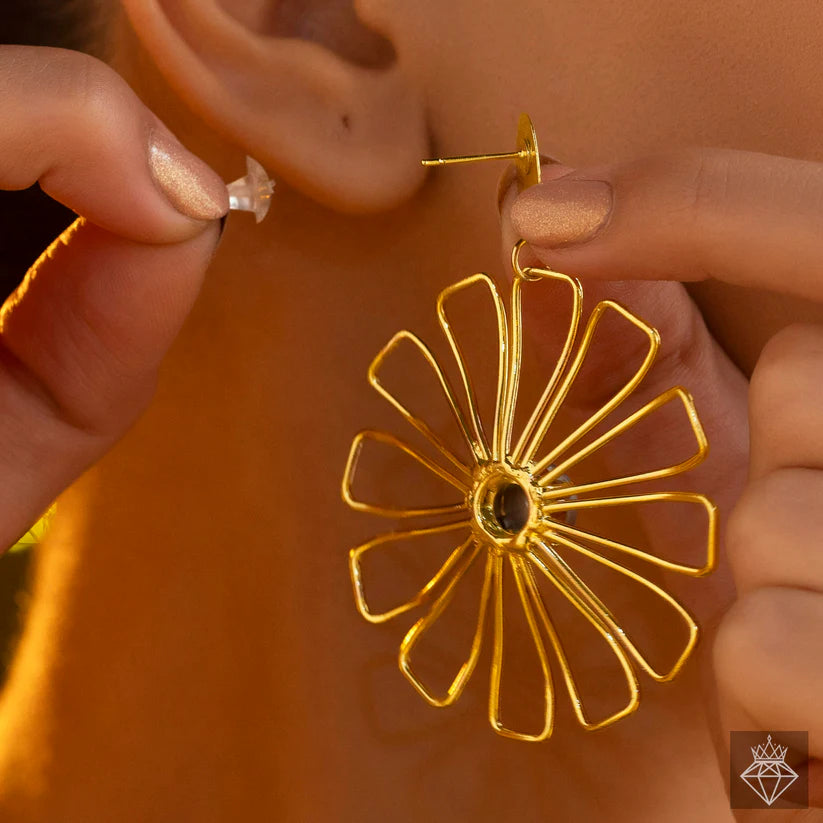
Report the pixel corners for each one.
[0,1,821,820]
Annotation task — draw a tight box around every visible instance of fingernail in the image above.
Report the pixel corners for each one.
[496,156,569,215]
[148,129,229,222]
[510,179,613,248]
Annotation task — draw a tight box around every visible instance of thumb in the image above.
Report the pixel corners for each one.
[0,218,221,550]
[0,45,232,551]
[508,148,823,303]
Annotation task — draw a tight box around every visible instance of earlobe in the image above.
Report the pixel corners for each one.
[121,0,428,213]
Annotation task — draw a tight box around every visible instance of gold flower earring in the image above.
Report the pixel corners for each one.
[341,115,716,742]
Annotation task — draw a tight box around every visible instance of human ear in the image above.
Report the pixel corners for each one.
[121,0,428,213]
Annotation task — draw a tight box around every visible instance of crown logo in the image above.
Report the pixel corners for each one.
[740,734,798,806]
[751,735,788,762]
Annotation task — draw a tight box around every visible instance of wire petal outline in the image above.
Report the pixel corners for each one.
[509,256,584,465]
[350,521,473,623]
[369,330,476,480]
[342,429,469,519]
[541,492,717,577]
[489,553,555,741]
[437,274,509,462]
[520,558,640,730]
[529,537,699,683]
[525,300,661,474]
[538,387,709,497]
[399,541,491,706]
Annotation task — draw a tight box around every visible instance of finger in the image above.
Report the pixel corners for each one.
[717,328,823,806]
[714,587,823,762]
[0,46,228,244]
[0,217,221,550]
[747,323,823,480]
[507,148,823,303]
[726,468,823,597]
[723,470,823,801]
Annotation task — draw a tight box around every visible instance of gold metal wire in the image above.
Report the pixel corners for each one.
[491,554,555,741]
[510,250,583,465]
[342,240,717,742]
[436,274,509,462]
[400,543,491,707]
[368,330,477,478]
[350,521,472,623]
[342,429,468,518]
[521,559,640,730]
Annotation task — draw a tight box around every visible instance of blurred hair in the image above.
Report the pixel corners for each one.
[0,0,112,300]
[3,0,109,57]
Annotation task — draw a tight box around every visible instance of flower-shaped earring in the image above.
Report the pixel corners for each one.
[342,115,716,742]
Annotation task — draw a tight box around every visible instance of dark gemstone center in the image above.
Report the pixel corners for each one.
[492,482,531,534]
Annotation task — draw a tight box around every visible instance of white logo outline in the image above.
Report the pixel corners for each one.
[739,734,799,807]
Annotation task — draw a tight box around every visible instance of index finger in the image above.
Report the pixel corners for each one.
[0,45,228,243]
[507,147,823,303]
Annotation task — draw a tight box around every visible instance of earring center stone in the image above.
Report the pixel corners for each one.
[492,482,531,533]
[470,463,539,551]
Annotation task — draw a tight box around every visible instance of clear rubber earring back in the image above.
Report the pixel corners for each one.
[227,156,276,223]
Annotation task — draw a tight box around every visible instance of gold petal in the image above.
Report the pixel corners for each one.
[369,330,476,478]
[488,554,555,741]
[529,536,699,683]
[399,541,490,706]
[537,386,708,496]
[524,300,660,473]
[520,556,640,730]
[437,274,509,461]
[508,262,583,465]
[342,429,469,519]
[349,521,473,623]
[541,492,717,576]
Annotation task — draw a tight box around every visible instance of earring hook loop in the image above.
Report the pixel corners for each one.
[511,238,547,282]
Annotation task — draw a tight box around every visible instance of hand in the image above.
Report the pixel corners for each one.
[502,147,823,817]
[0,45,227,551]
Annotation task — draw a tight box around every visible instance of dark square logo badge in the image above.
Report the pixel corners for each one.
[730,731,808,809]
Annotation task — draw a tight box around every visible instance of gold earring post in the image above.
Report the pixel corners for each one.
[422,150,530,166]
[422,113,543,190]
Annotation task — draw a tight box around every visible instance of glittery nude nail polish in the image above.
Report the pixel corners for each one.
[148,129,229,221]
[496,154,566,214]
[511,179,613,248]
